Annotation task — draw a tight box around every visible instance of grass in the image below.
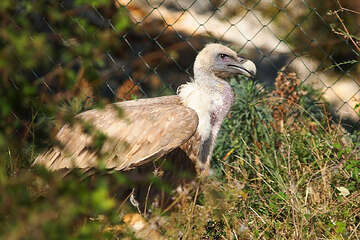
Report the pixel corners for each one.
[1,72,359,240]
[155,73,360,239]
[1,1,359,239]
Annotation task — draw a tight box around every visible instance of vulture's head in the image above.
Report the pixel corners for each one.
[194,43,256,79]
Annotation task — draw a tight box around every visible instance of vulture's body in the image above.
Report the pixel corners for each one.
[36,96,200,171]
[34,43,256,207]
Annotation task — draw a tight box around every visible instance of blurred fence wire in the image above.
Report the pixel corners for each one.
[8,0,360,129]
[114,0,360,125]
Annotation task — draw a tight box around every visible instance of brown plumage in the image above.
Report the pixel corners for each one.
[35,96,200,171]
[34,43,256,194]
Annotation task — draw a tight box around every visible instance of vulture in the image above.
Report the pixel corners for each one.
[34,43,256,195]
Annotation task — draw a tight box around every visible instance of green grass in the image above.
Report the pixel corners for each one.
[1,1,359,239]
[161,75,360,239]
[1,74,359,240]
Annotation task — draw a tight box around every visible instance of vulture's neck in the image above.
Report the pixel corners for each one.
[178,70,234,166]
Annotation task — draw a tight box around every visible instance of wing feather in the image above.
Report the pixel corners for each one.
[34,96,199,171]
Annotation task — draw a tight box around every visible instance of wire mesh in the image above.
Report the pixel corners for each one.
[11,0,360,128]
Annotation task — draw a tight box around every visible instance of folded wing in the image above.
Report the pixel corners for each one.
[34,96,199,171]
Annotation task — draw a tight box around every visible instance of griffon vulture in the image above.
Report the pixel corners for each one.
[34,43,256,176]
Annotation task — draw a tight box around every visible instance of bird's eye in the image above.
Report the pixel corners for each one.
[219,53,227,59]
[219,53,232,61]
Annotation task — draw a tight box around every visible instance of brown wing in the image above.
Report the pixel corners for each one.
[34,96,199,171]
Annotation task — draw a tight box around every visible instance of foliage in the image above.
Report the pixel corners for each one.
[0,168,121,239]
[0,0,130,169]
[213,77,275,169]
[163,73,359,239]
[1,1,359,239]
[0,1,134,239]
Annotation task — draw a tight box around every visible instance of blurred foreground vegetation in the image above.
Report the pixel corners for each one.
[0,0,131,170]
[0,1,359,239]
[1,74,359,239]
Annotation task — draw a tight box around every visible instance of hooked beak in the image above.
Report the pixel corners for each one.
[228,57,256,78]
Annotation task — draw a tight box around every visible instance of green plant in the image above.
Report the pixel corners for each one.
[0,1,133,239]
[163,72,359,239]
[213,77,275,168]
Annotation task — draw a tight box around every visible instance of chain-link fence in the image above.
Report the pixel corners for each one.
[113,0,360,126]
[2,2,360,238]
[7,0,360,130]
[90,1,359,126]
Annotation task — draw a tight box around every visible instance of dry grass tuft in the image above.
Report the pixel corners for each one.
[141,73,360,239]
